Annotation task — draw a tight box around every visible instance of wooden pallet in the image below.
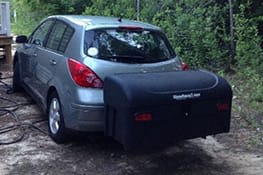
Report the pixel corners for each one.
[0,36,13,69]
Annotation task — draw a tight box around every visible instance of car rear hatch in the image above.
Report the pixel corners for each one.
[82,26,182,79]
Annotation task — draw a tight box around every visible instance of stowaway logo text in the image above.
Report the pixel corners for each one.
[173,93,201,100]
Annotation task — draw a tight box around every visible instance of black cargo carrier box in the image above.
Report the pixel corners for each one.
[104,70,232,150]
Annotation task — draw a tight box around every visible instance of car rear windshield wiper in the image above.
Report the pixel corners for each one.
[101,55,169,63]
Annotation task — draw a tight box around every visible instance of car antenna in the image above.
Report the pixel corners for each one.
[118,14,124,23]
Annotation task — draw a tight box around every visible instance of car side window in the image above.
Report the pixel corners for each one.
[58,26,74,52]
[46,21,74,53]
[28,20,54,46]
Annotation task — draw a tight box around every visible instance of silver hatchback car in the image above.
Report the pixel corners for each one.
[13,15,186,143]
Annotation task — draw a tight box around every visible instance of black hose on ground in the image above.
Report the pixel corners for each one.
[0,74,48,145]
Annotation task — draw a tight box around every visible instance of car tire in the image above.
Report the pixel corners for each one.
[48,91,68,143]
[13,61,22,92]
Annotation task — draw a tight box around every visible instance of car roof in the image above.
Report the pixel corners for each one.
[47,15,161,31]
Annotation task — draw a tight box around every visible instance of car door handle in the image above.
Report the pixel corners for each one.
[33,52,38,57]
[49,59,57,65]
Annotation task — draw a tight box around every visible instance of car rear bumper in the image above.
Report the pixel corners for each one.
[66,102,105,132]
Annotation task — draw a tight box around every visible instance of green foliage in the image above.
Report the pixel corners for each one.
[10,0,92,35]
[11,0,44,35]
[243,68,263,103]
[83,0,136,19]
[152,1,230,70]
[9,0,263,75]
[232,67,263,111]
[235,4,263,75]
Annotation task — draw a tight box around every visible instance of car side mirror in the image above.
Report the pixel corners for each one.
[16,35,28,43]
[32,39,42,46]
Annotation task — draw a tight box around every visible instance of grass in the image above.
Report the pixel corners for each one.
[225,70,263,147]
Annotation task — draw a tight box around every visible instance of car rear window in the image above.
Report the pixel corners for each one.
[84,28,176,63]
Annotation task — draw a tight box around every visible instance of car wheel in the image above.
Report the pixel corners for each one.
[48,91,68,143]
[13,61,22,92]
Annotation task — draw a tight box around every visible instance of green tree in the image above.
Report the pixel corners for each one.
[152,0,230,70]
[83,0,136,19]
[11,0,44,35]
[235,4,263,75]
[10,0,91,35]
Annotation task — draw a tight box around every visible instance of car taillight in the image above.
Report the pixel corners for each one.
[67,58,103,88]
[134,113,152,122]
[181,62,189,71]
[216,103,230,111]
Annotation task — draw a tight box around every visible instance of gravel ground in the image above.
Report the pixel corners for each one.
[0,63,263,175]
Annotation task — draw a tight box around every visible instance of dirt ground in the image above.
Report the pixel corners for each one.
[0,62,263,175]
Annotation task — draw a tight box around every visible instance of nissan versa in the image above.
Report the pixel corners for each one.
[13,15,187,143]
